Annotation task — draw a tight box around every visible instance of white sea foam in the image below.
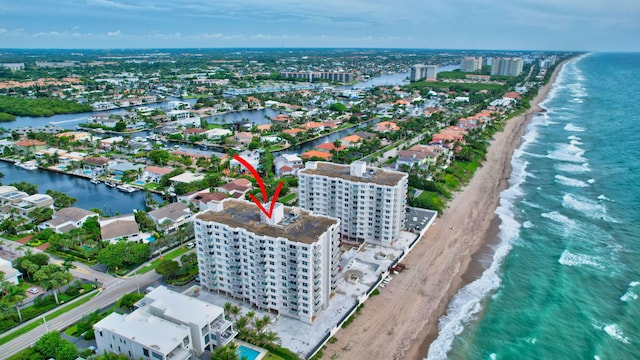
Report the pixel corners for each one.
[548,143,587,163]
[541,211,577,228]
[426,135,531,360]
[555,163,591,173]
[562,193,617,222]
[587,179,595,184]
[568,135,581,141]
[620,282,640,302]
[604,324,630,344]
[489,354,497,360]
[555,175,589,187]
[522,221,534,229]
[597,194,610,201]
[564,123,586,132]
[558,250,604,269]
[570,139,583,146]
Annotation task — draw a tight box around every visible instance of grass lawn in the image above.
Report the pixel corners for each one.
[279,193,296,203]
[0,290,98,345]
[264,352,286,360]
[143,183,159,190]
[135,246,190,275]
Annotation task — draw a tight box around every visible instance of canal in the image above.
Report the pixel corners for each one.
[0,162,162,215]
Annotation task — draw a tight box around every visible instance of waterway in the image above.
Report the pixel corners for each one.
[0,162,162,215]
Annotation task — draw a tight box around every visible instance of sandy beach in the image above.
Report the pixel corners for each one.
[322,61,567,360]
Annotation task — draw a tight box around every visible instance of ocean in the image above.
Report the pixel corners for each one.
[427,53,640,359]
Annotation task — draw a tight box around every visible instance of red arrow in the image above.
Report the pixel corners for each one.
[233,154,284,219]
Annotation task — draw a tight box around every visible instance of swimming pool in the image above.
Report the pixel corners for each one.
[83,169,93,175]
[237,345,260,360]
[133,180,146,185]
[146,236,156,243]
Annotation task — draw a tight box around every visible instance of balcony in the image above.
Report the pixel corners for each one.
[166,346,190,360]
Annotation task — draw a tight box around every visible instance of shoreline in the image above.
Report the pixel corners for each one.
[322,60,568,360]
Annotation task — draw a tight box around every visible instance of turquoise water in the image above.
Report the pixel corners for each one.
[428,53,640,359]
[146,236,156,243]
[133,180,146,185]
[237,345,260,360]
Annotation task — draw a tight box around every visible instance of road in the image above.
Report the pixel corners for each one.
[0,270,162,358]
[0,238,163,358]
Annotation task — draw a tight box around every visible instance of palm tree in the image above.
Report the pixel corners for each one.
[5,284,26,322]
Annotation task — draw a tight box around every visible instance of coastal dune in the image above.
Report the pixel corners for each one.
[322,62,566,360]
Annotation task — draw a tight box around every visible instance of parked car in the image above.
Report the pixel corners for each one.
[28,287,39,294]
[186,242,195,249]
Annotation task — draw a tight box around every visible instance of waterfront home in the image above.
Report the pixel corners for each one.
[143,166,174,183]
[14,139,47,155]
[282,128,307,136]
[256,124,272,132]
[147,203,192,234]
[341,134,363,147]
[183,128,207,137]
[301,149,333,161]
[170,148,212,161]
[169,172,205,186]
[0,186,28,206]
[10,194,54,217]
[88,114,119,127]
[0,139,14,152]
[396,147,439,170]
[316,142,347,153]
[56,131,91,142]
[374,121,400,133]
[166,110,200,126]
[99,214,141,243]
[204,128,232,140]
[274,154,303,177]
[99,136,124,149]
[39,207,99,233]
[0,258,21,285]
[83,156,112,175]
[108,161,145,178]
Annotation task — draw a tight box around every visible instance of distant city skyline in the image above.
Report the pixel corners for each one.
[0,0,638,51]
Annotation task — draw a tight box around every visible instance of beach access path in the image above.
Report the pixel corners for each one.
[322,61,567,360]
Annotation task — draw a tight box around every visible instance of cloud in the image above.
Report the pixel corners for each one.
[106,30,121,36]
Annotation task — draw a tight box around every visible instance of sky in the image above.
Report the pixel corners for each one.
[0,0,639,51]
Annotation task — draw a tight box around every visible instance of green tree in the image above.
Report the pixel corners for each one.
[211,342,239,360]
[134,210,155,232]
[34,264,72,304]
[329,102,348,113]
[155,260,180,279]
[148,149,171,165]
[45,189,77,208]
[9,181,38,195]
[4,284,26,322]
[34,331,78,360]
[114,120,127,132]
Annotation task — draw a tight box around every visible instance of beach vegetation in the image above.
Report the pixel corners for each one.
[0,96,92,118]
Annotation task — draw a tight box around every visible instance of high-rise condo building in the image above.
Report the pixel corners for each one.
[298,161,408,246]
[410,64,438,81]
[491,57,524,76]
[193,199,340,324]
[460,57,483,72]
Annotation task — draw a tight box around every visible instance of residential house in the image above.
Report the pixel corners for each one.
[14,140,47,155]
[340,134,362,148]
[274,154,303,177]
[215,178,251,197]
[190,192,228,211]
[234,132,254,147]
[316,142,347,153]
[169,172,205,186]
[39,207,98,233]
[83,157,112,175]
[229,150,260,174]
[147,203,192,234]
[301,150,332,161]
[143,166,174,183]
[204,128,232,140]
[11,194,54,217]
[108,161,145,178]
[99,136,124,150]
[374,121,400,133]
[99,214,141,243]
[0,258,21,285]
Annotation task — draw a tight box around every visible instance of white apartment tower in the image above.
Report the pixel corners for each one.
[194,199,340,324]
[460,57,483,72]
[491,57,524,76]
[298,161,408,246]
[410,64,438,81]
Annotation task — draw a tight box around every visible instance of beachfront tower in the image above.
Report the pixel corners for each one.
[298,161,408,246]
[193,199,341,324]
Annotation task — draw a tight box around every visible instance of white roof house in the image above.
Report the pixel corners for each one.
[0,258,21,285]
[39,207,98,233]
[94,309,193,360]
[169,172,205,184]
[147,203,192,234]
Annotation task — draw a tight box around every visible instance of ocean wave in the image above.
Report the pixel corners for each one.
[564,123,586,132]
[568,135,581,141]
[522,221,534,228]
[555,175,589,187]
[597,194,611,201]
[558,250,604,269]
[620,281,640,302]
[562,193,617,222]
[555,163,591,173]
[603,324,630,344]
[587,179,595,184]
[426,138,531,360]
[548,143,587,163]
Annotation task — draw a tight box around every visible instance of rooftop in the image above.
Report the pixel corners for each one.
[300,161,407,187]
[95,311,190,354]
[141,286,224,324]
[196,199,338,244]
